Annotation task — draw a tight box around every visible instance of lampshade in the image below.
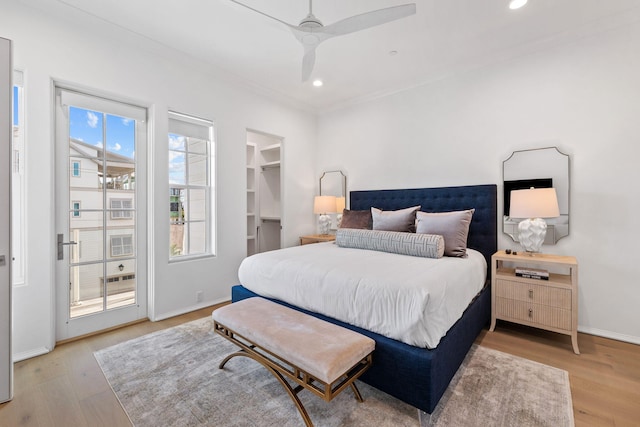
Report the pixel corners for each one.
[335,196,346,213]
[509,188,559,219]
[313,195,337,214]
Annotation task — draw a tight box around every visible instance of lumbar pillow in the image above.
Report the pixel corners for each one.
[415,209,475,257]
[371,206,421,232]
[336,228,444,259]
[339,209,372,229]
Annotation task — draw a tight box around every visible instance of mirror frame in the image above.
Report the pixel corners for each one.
[319,170,347,200]
[503,147,570,244]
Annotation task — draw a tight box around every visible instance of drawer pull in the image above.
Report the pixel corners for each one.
[529,289,533,299]
[528,308,533,318]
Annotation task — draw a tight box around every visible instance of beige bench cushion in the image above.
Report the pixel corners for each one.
[212,297,375,384]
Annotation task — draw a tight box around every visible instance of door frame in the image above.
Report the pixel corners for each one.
[53,82,150,341]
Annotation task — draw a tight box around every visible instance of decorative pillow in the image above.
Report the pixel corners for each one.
[415,209,474,257]
[371,205,421,232]
[336,228,444,259]
[339,209,372,229]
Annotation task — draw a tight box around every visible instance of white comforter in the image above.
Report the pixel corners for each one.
[238,242,487,348]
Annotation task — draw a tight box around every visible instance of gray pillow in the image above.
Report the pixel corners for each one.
[336,228,444,259]
[371,206,421,232]
[415,209,475,257]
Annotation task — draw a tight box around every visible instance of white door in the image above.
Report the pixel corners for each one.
[0,36,13,404]
[55,87,148,340]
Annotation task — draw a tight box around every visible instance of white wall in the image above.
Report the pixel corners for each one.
[1,1,316,358]
[317,24,640,343]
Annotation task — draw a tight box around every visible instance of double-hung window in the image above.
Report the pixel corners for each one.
[168,111,215,259]
[110,198,133,219]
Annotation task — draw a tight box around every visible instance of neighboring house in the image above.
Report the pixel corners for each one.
[69,138,135,308]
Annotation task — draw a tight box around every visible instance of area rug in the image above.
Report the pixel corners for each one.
[94,317,574,427]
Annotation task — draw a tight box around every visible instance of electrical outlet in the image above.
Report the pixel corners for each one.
[196,291,203,303]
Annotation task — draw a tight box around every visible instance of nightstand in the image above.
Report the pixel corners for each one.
[299,234,336,245]
[489,250,579,354]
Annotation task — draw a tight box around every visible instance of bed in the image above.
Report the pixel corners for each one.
[231,184,497,416]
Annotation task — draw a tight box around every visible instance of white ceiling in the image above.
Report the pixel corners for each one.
[22,0,640,112]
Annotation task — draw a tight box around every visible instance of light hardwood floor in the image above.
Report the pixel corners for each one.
[1,304,638,427]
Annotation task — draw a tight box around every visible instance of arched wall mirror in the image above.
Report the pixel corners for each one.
[319,170,347,229]
[503,147,570,244]
[319,170,347,200]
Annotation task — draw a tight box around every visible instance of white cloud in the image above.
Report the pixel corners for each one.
[95,142,103,148]
[87,111,98,128]
[169,134,186,150]
[122,118,132,126]
[110,143,122,151]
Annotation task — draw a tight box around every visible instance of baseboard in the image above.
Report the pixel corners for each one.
[151,297,229,322]
[578,326,640,346]
[13,346,51,362]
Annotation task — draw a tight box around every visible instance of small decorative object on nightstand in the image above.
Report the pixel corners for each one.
[490,250,579,354]
[300,234,336,245]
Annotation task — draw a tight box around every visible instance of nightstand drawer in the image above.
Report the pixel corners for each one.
[495,279,571,309]
[495,297,572,330]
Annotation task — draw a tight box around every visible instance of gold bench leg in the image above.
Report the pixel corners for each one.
[219,350,315,427]
[350,382,364,402]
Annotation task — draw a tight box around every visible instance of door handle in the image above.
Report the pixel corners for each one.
[57,234,77,260]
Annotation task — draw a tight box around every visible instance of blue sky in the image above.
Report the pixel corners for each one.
[13,86,18,125]
[69,106,136,159]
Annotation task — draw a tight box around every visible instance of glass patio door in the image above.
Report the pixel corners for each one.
[55,87,147,341]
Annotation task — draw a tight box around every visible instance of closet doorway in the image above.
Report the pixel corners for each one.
[246,130,283,256]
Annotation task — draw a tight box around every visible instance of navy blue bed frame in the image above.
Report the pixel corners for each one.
[232,184,497,414]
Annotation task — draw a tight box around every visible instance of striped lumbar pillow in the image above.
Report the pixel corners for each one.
[336,228,444,258]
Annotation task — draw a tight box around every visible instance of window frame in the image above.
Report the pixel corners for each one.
[71,160,81,178]
[72,201,81,218]
[168,111,215,261]
[11,70,25,286]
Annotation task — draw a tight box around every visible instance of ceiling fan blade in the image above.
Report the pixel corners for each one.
[321,3,416,37]
[229,0,296,29]
[301,46,316,82]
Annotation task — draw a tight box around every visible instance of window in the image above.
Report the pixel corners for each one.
[110,235,133,257]
[71,160,81,177]
[168,111,215,258]
[11,70,25,286]
[72,201,81,218]
[110,198,133,219]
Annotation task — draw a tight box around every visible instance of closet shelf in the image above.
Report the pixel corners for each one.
[261,161,280,170]
[260,143,281,154]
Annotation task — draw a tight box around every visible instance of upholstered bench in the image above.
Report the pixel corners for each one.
[212,297,375,427]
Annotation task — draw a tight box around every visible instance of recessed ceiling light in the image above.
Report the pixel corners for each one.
[312,79,323,87]
[509,0,528,10]
[389,50,398,56]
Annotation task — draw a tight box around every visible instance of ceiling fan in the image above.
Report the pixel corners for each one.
[229,0,416,82]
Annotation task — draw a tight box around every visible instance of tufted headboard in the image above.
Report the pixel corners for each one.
[350,184,497,277]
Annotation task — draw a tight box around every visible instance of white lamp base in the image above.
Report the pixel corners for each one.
[517,217,547,253]
[318,214,331,235]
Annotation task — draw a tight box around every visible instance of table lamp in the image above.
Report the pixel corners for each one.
[509,187,560,253]
[313,195,337,235]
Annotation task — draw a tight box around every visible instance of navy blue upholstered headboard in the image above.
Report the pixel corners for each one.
[350,184,497,276]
